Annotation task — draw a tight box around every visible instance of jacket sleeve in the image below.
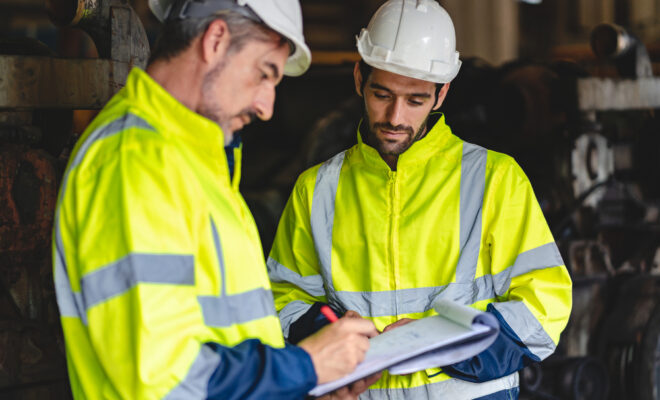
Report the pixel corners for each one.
[55,141,316,399]
[445,157,572,382]
[268,170,329,340]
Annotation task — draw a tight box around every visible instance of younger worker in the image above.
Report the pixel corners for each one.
[268,0,572,399]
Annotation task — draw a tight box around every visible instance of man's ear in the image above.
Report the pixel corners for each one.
[432,82,450,110]
[353,62,364,97]
[201,19,231,66]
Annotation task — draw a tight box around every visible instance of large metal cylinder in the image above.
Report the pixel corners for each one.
[45,0,112,58]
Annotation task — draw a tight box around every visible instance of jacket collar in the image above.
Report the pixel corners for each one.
[123,67,238,187]
[356,113,454,170]
[124,67,226,158]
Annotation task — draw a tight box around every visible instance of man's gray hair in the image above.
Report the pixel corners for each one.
[148,10,279,64]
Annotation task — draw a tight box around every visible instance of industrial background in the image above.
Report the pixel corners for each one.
[2,0,660,398]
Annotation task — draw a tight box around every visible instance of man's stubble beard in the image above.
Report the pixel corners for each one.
[361,101,429,156]
[199,59,231,134]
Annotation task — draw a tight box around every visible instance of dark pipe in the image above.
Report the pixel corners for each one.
[589,23,653,78]
[46,0,112,58]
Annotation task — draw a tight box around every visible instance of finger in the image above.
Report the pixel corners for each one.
[342,318,379,338]
[383,318,414,332]
[343,310,362,319]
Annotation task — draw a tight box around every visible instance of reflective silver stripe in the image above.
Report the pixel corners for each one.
[492,242,565,296]
[331,280,495,317]
[198,288,277,327]
[310,151,346,291]
[199,217,277,327]
[278,300,313,338]
[359,372,518,400]
[163,344,220,400]
[455,142,487,283]
[266,257,325,297]
[54,225,86,322]
[70,114,155,169]
[492,301,556,360]
[81,254,195,310]
[54,113,156,321]
[210,218,226,296]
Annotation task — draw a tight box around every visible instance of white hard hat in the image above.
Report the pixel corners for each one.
[356,0,461,83]
[148,0,311,76]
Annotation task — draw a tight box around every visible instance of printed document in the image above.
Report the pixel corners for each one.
[309,299,499,397]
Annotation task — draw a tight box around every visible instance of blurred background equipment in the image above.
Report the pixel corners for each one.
[2,1,660,399]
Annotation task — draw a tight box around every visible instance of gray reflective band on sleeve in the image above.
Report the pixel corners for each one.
[266,257,326,297]
[53,113,157,322]
[278,300,314,338]
[310,151,346,291]
[455,142,487,283]
[210,218,226,297]
[492,301,556,360]
[81,254,195,310]
[54,222,87,322]
[360,372,518,400]
[198,288,277,328]
[492,242,565,296]
[163,343,221,400]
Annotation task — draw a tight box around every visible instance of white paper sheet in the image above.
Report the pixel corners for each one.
[309,299,499,397]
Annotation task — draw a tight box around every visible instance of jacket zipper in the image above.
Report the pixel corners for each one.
[388,170,400,316]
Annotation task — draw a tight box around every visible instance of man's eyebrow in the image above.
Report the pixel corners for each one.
[265,62,281,80]
[370,82,431,98]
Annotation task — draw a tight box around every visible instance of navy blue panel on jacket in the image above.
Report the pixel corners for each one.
[443,303,541,383]
[288,302,333,344]
[206,339,317,399]
[474,387,520,400]
[224,132,242,177]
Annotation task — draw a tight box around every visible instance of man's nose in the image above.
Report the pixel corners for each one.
[254,84,276,121]
[386,98,405,127]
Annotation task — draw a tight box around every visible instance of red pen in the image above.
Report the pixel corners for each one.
[320,305,339,322]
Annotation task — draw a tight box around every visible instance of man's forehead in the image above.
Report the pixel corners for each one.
[369,67,435,93]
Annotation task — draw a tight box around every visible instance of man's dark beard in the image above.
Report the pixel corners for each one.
[361,104,429,156]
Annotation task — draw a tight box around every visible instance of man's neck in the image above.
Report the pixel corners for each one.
[146,51,206,113]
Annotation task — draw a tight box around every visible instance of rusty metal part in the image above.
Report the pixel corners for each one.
[46,0,148,66]
[0,0,150,110]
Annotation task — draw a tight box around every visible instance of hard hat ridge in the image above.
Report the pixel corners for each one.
[148,0,311,76]
[356,0,461,83]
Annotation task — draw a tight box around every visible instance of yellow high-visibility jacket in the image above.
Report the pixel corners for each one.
[53,68,316,399]
[268,114,572,399]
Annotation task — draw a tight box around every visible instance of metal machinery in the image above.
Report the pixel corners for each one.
[0,0,148,397]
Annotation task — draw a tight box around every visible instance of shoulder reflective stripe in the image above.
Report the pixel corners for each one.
[163,344,220,400]
[210,218,226,296]
[360,372,518,399]
[198,288,277,328]
[278,300,313,338]
[491,301,556,359]
[81,254,195,311]
[492,242,565,297]
[310,151,346,291]
[53,113,156,321]
[266,257,325,297]
[70,114,156,169]
[455,142,487,283]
